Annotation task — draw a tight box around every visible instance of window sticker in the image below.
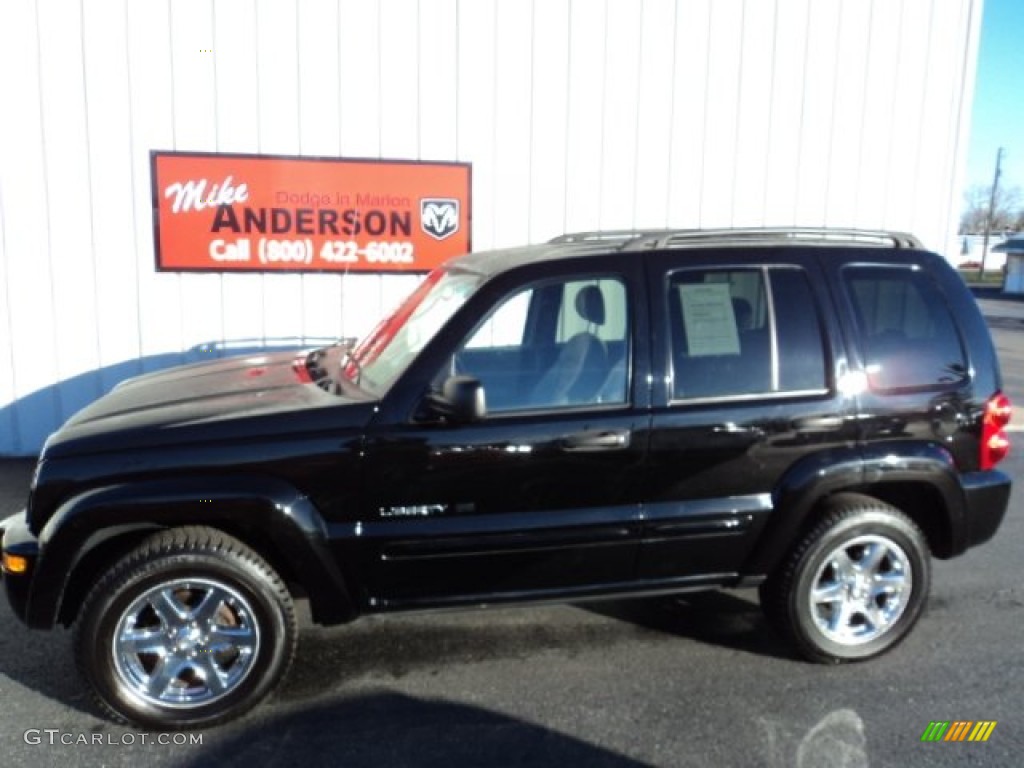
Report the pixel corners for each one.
[679,283,741,356]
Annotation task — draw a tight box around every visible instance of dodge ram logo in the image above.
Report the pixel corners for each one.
[420,198,460,240]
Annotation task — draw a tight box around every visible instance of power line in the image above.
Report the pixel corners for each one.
[979,146,1005,281]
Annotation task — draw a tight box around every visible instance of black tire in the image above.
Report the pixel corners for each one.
[759,494,930,663]
[73,526,297,729]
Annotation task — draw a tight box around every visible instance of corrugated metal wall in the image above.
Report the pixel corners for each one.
[0,0,983,455]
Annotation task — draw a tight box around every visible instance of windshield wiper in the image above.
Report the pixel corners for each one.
[303,348,335,392]
[304,340,365,394]
[339,343,363,387]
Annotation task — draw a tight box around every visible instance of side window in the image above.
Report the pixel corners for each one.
[668,267,827,400]
[447,276,630,412]
[842,266,966,391]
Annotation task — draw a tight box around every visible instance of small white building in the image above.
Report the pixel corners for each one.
[994,236,1024,294]
[957,234,1009,271]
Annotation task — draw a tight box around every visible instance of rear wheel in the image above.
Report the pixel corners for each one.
[73,527,296,729]
[760,494,930,662]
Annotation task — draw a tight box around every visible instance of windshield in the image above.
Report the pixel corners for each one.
[344,268,481,395]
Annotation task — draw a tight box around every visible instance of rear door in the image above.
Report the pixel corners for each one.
[639,249,858,582]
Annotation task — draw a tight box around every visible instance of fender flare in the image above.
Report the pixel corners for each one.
[741,441,967,577]
[26,474,355,629]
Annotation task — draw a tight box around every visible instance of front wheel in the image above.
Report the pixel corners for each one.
[73,527,297,729]
[760,494,930,663]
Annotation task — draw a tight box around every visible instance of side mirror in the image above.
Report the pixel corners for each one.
[424,375,486,423]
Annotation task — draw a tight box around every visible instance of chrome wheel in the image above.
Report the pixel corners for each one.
[808,535,912,646]
[112,578,260,708]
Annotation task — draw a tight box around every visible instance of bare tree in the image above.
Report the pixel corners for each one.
[960,184,1022,234]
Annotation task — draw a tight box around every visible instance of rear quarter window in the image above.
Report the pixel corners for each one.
[842,265,967,392]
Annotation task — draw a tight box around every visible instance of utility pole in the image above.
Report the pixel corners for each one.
[979,147,1004,281]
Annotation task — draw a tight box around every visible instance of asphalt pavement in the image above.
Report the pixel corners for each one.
[1,292,1022,767]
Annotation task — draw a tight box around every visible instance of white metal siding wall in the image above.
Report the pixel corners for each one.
[0,0,983,455]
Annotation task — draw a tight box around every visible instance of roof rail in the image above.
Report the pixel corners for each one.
[548,229,676,245]
[625,227,922,250]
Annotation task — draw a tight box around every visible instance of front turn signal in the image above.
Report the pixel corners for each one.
[1,552,28,574]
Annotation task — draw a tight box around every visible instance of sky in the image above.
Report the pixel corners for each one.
[964,0,1024,197]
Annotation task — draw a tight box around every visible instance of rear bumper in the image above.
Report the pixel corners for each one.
[961,470,1012,549]
[1,511,39,624]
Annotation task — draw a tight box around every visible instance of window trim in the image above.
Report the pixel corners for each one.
[764,266,780,391]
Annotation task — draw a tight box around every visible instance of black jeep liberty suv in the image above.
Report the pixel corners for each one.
[1,228,1012,728]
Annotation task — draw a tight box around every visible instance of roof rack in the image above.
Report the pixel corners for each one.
[548,229,677,245]
[624,227,923,250]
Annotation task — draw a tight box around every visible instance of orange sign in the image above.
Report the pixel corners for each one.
[151,151,471,273]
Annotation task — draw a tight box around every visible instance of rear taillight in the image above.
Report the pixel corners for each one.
[980,392,1012,470]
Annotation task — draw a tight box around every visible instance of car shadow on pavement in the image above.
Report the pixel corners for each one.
[277,591,792,707]
[187,691,647,768]
[277,604,657,703]
[579,591,796,662]
[0,590,790,727]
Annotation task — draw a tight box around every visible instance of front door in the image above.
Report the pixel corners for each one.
[352,269,650,608]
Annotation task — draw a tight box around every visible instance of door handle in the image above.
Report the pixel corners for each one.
[711,423,764,437]
[560,429,631,452]
[792,416,845,431]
